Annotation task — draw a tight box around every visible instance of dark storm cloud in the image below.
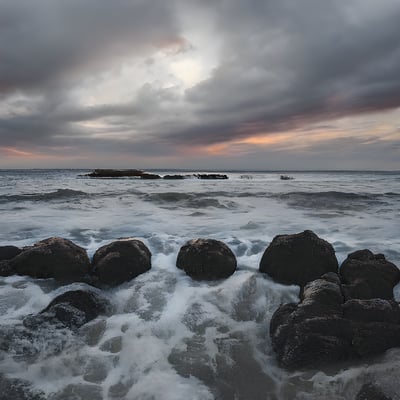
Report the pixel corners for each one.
[0,0,179,93]
[1,0,400,167]
[164,0,400,145]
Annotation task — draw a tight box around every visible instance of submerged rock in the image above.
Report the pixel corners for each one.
[24,289,111,330]
[356,383,392,400]
[10,237,90,283]
[91,239,151,286]
[259,230,338,286]
[0,374,46,400]
[176,238,237,280]
[270,271,400,369]
[340,250,400,300]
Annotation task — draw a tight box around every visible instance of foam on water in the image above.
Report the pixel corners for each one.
[0,170,400,399]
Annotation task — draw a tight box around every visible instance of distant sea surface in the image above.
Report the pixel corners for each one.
[0,169,400,399]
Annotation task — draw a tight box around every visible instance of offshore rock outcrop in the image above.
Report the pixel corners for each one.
[85,169,144,178]
[270,268,400,369]
[92,239,151,286]
[9,237,91,283]
[177,238,237,280]
[259,230,338,286]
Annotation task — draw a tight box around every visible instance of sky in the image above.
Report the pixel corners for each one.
[0,0,399,170]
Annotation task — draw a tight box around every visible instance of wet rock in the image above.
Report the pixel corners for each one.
[176,238,237,280]
[259,230,339,286]
[24,289,111,330]
[356,383,392,400]
[0,245,22,261]
[343,299,400,324]
[10,237,91,283]
[92,239,151,286]
[140,173,162,179]
[340,250,400,300]
[194,174,229,180]
[0,260,14,276]
[270,271,400,369]
[163,174,185,179]
[0,374,45,400]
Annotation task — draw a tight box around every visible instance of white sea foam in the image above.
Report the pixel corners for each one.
[0,170,399,399]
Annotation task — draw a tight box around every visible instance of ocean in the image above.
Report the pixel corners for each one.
[0,169,399,399]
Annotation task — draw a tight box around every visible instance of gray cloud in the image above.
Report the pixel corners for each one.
[0,0,180,93]
[1,0,400,168]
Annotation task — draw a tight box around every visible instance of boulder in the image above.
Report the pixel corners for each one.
[176,239,237,280]
[259,230,338,286]
[0,245,22,261]
[340,250,400,300]
[92,239,151,286]
[356,383,392,400]
[10,237,90,282]
[270,272,400,368]
[24,289,111,330]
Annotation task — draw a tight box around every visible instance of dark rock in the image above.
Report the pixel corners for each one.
[85,169,144,178]
[10,237,90,282]
[0,374,46,400]
[24,289,111,330]
[343,299,400,324]
[194,174,229,180]
[0,245,22,261]
[270,272,400,368]
[0,260,14,276]
[259,230,339,286]
[163,174,185,180]
[140,173,162,179]
[356,383,392,400]
[351,321,400,357]
[340,250,400,299]
[92,239,151,286]
[176,239,237,280]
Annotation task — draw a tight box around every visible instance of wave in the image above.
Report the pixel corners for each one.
[141,192,237,209]
[0,189,88,203]
[271,191,390,211]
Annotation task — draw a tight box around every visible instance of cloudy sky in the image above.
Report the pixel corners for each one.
[0,0,399,170]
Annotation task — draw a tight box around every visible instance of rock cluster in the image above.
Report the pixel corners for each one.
[1,229,399,383]
[269,242,400,368]
[84,169,229,180]
[0,237,152,287]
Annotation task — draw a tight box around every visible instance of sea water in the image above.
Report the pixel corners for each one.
[0,169,399,399]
